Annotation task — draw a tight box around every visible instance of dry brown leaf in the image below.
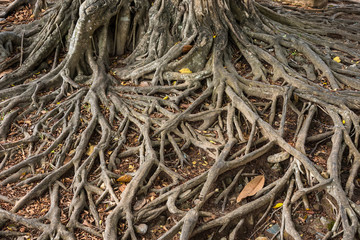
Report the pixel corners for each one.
[83,220,92,227]
[117,174,132,183]
[119,184,127,192]
[133,198,147,211]
[182,45,193,53]
[0,69,13,78]
[236,175,265,203]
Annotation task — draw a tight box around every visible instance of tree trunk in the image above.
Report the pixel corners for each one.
[0,0,359,239]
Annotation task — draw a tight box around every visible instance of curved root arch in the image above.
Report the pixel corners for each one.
[0,0,360,239]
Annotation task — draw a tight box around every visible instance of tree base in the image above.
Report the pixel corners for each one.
[0,0,360,239]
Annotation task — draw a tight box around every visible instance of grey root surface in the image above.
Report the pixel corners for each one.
[0,0,360,239]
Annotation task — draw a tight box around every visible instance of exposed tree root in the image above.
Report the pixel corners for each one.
[0,0,360,239]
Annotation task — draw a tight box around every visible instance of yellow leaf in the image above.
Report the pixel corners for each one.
[192,161,197,165]
[273,202,283,209]
[333,56,341,63]
[68,149,75,156]
[117,174,132,183]
[163,96,169,100]
[179,68,192,74]
[342,120,346,124]
[172,81,177,85]
[57,102,61,105]
[209,140,216,144]
[236,175,265,203]
[213,35,217,38]
[86,144,95,156]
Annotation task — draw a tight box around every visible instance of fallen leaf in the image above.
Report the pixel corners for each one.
[133,198,147,211]
[273,202,283,209]
[83,220,92,227]
[182,45,193,53]
[68,149,76,156]
[163,95,169,100]
[333,56,341,63]
[119,184,126,192]
[179,68,192,74]
[117,174,132,183]
[236,175,265,203]
[203,215,216,222]
[86,144,95,156]
[0,69,13,78]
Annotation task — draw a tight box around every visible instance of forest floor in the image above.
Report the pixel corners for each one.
[0,0,359,239]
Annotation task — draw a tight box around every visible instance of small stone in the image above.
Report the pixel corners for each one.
[220,237,227,240]
[134,224,148,235]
